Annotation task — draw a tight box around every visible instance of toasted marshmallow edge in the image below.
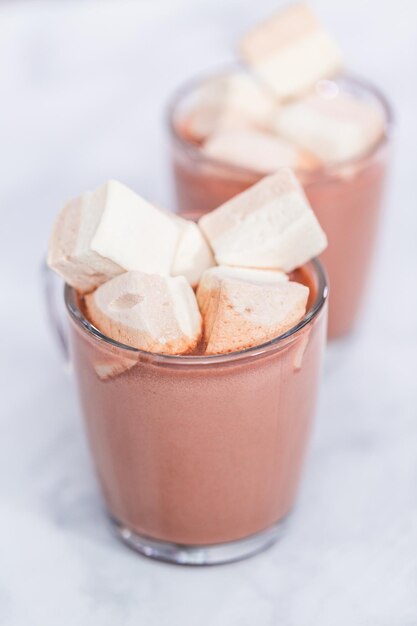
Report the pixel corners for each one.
[275,89,386,164]
[203,129,320,174]
[184,71,277,141]
[171,217,215,287]
[47,190,124,294]
[239,3,343,100]
[197,268,309,354]
[199,168,327,273]
[85,271,202,355]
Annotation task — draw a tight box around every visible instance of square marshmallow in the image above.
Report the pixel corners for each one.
[85,271,202,355]
[48,180,183,293]
[197,266,308,354]
[275,88,386,163]
[199,168,327,272]
[239,3,343,100]
[203,128,319,174]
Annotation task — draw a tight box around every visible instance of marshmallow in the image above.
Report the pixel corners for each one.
[171,217,215,287]
[292,328,311,372]
[199,168,327,272]
[239,3,343,100]
[90,182,182,275]
[94,355,138,381]
[197,266,288,320]
[85,271,202,355]
[275,88,386,163]
[48,180,183,293]
[197,266,309,354]
[202,129,319,174]
[184,71,276,141]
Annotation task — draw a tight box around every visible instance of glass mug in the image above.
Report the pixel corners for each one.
[168,69,393,339]
[44,258,328,565]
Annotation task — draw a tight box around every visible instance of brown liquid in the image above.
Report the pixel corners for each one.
[69,262,326,545]
[171,124,390,338]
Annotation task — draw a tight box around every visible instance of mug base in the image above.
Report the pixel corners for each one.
[109,515,289,566]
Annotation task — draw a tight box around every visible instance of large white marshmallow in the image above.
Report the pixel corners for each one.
[85,271,202,355]
[197,266,309,354]
[48,180,183,293]
[91,181,182,275]
[275,88,386,163]
[171,217,215,287]
[239,3,343,101]
[199,168,327,272]
[203,129,319,174]
[184,71,276,141]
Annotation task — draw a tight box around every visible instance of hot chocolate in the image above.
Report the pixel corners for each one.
[67,261,326,551]
[48,171,328,564]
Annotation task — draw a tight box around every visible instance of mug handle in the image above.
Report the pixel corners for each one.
[42,261,70,367]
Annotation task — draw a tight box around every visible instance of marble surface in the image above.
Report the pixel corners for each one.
[1,1,416,624]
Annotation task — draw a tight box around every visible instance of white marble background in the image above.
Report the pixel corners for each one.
[1,0,416,624]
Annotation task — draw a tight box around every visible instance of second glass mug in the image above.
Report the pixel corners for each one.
[168,68,393,339]
[45,259,328,565]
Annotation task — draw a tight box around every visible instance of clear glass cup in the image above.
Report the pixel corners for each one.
[168,68,393,339]
[47,259,328,565]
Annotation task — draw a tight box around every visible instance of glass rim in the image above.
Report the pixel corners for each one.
[166,63,394,180]
[65,258,328,367]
